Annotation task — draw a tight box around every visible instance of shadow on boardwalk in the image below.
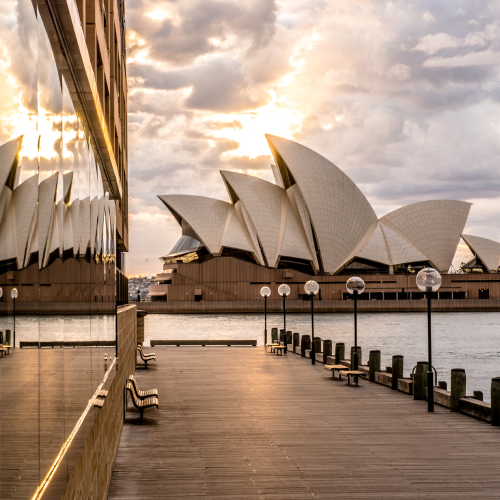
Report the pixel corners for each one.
[109,347,500,499]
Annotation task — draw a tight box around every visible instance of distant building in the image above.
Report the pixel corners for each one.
[149,136,500,304]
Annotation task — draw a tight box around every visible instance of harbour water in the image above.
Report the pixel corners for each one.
[1,311,498,401]
[145,311,500,401]
[0,315,116,343]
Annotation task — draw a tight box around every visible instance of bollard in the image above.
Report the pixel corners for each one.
[392,355,404,390]
[314,337,322,354]
[300,335,311,357]
[450,368,466,412]
[473,391,483,401]
[293,332,299,351]
[279,329,285,344]
[271,328,278,343]
[491,378,500,426]
[6,330,11,346]
[413,361,429,400]
[0,331,3,344]
[323,340,332,364]
[335,343,345,364]
[286,331,292,346]
[350,346,361,369]
[369,350,381,382]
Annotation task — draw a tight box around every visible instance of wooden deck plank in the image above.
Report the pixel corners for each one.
[109,347,500,499]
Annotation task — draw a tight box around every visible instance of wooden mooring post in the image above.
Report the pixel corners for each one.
[392,355,404,390]
[369,350,380,382]
[491,378,500,426]
[335,343,345,364]
[301,335,311,357]
[323,340,332,364]
[450,368,466,412]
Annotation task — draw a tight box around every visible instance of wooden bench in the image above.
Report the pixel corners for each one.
[1,344,12,355]
[93,398,105,408]
[324,364,349,379]
[126,382,159,424]
[93,390,108,408]
[129,375,158,400]
[340,370,365,387]
[137,345,155,368]
[266,343,280,353]
[274,346,286,356]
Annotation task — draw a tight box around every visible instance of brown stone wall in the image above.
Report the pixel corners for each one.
[60,304,137,500]
[136,298,500,314]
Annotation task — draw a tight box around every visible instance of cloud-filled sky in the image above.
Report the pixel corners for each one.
[125,0,500,276]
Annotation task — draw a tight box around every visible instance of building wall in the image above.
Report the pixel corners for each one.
[147,257,500,307]
[60,304,137,500]
[0,0,129,307]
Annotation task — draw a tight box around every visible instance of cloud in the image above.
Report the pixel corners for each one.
[413,33,458,55]
[422,11,436,23]
[121,0,500,275]
[423,49,500,67]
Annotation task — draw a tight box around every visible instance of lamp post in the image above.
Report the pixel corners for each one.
[304,281,319,365]
[416,267,441,412]
[346,277,365,370]
[278,284,290,353]
[260,286,271,346]
[11,288,18,349]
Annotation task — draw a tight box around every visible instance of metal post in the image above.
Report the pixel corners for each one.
[264,296,267,346]
[283,294,287,354]
[13,297,16,349]
[353,291,358,370]
[311,293,315,365]
[427,288,434,412]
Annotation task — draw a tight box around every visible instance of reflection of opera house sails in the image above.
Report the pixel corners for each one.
[0,136,116,270]
[152,135,500,303]
[0,0,129,311]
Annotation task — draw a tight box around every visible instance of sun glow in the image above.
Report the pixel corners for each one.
[207,91,303,158]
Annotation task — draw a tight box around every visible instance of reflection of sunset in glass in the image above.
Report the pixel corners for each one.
[1,91,38,160]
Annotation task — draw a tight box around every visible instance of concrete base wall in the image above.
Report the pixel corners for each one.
[0,302,116,315]
[135,298,500,314]
[61,304,137,500]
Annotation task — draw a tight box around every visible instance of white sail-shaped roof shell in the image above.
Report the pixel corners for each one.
[353,222,391,266]
[155,135,480,276]
[12,175,38,269]
[266,134,378,274]
[158,195,230,254]
[380,200,471,272]
[462,234,500,272]
[379,222,428,265]
[0,136,22,188]
[221,204,254,253]
[221,171,312,267]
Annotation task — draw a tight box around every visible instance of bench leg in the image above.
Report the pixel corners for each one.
[140,410,144,425]
[144,359,148,369]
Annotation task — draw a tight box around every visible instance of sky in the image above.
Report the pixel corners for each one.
[104,1,500,274]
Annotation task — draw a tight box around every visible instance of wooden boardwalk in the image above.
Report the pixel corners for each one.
[109,347,500,499]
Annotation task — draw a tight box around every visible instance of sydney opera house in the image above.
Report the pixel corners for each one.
[150,135,500,309]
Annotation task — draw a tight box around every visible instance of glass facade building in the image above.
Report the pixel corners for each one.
[0,0,128,497]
